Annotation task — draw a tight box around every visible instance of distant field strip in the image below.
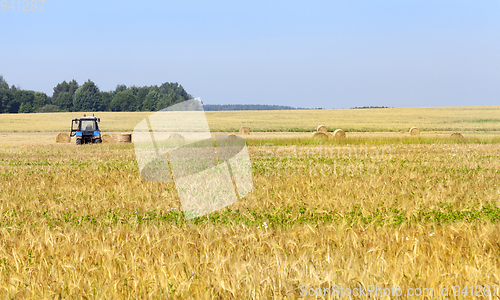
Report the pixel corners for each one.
[1,106,500,132]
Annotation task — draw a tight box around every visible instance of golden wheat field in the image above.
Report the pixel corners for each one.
[0,108,500,299]
[1,106,500,133]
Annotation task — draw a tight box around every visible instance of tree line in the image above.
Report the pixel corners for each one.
[203,104,301,111]
[351,106,391,109]
[0,75,191,113]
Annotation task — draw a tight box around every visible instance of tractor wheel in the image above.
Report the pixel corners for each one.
[95,138,102,144]
[76,138,82,145]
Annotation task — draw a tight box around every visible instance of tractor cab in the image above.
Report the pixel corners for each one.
[70,115,102,145]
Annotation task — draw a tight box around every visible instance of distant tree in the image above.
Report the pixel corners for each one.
[18,102,33,113]
[33,92,49,112]
[73,80,102,111]
[52,80,69,101]
[142,90,162,111]
[110,89,135,111]
[52,79,79,111]
[128,85,143,111]
[158,82,188,100]
[155,94,172,111]
[113,84,127,95]
[100,91,113,111]
[55,92,73,111]
[0,89,10,112]
[5,98,20,113]
[150,82,190,110]
[13,90,36,113]
[135,86,149,111]
[0,89,17,113]
[0,87,39,113]
[129,86,138,95]
[68,79,79,94]
[0,75,8,90]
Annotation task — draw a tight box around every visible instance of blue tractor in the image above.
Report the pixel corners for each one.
[70,115,102,145]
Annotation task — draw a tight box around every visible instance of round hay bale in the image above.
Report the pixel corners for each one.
[326,132,333,138]
[168,133,185,140]
[55,132,71,143]
[239,126,250,135]
[115,133,132,143]
[409,127,420,136]
[101,134,115,143]
[312,132,328,139]
[167,133,185,147]
[333,129,346,138]
[451,132,464,138]
[317,125,328,133]
[227,133,238,140]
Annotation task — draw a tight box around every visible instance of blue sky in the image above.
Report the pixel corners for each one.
[1,0,499,108]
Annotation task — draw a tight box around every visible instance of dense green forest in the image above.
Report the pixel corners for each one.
[0,75,190,113]
[0,75,325,113]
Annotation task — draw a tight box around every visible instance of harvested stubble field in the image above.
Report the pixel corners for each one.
[0,108,500,299]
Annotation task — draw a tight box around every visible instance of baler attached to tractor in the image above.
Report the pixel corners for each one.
[70,115,102,145]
